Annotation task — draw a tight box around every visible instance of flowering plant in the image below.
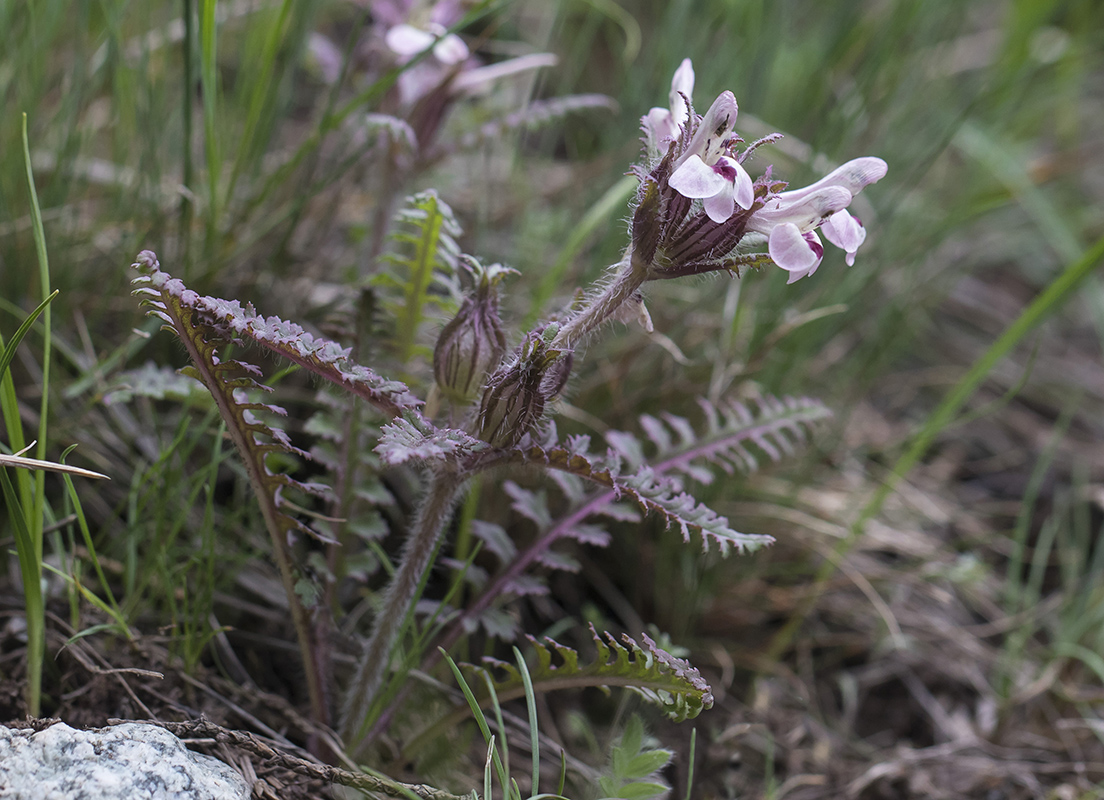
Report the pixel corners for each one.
[131,55,886,776]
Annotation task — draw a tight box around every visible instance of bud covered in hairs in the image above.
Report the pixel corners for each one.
[477,327,570,448]
[433,260,512,403]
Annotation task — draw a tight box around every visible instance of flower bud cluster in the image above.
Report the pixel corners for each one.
[477,326,571,448]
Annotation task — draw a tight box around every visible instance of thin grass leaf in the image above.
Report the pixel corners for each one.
[442,649,508,786]
[20,112,52,553]
[61,451,126,630]
[513,645,540,797]
[224,0,296,210]
[1,467,42,716]
[683,728,696,800]
[0,290,57,383]
[199,0,221,249]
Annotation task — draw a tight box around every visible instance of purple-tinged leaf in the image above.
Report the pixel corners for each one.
[132,251,422,417]
[471,520,516,563]
[504,481,552,527]
[536,550,580,573]
[566,523,612,548]
[376,417,486,465]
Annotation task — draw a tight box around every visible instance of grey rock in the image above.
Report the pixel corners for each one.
[0,722,250,800]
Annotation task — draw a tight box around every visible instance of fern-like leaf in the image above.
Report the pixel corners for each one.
[465,625,713,722]
[376,415,488,466]
[131,250,352,723]
[514,394,831,553]
[132,259,332,549]
[454,94,618,153]
[376,191,462,362]
[132,251,421,417]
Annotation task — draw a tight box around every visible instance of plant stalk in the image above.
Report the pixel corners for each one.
[551,253,645,350]
[340,468,463,752]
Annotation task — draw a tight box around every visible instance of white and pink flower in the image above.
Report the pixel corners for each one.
[666,91,755,223]
[644,58,695,147]
[749,157,887,281]
[634,58,887,282]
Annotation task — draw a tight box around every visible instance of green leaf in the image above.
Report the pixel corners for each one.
[626,750,674,777]
[464,625,713,722]
[611,781,670,799]
[380,191,463,362]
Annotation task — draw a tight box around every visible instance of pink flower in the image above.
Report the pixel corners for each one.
[385,23,470,106]
[667,92,754,223]
[749,157,887,281]
[644,58,694,147]
[385,23,469,65]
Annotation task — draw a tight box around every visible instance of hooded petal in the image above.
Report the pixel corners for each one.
[646,107,678,145]
[776,157,887,204]
[769,224,824,283]
[822,210,866,266]
[746,186,852,234]
[678,91,738,167]
[668,58,695,125]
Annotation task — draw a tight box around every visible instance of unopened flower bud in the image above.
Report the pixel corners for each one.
[433,260,512,403]
[477,330,570,448]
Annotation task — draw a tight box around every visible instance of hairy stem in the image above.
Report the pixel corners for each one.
[551,253,646,350]
[340,469,464,752]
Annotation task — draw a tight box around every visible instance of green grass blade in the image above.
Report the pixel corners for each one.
[1,466,43,717]
[224,0,294,208]
[512,646,540,796]
[61,449,127,634]
[0,291,58,383]
[200,0,221,251]
[683,728,696,800]
[441,649,509,788]
[20,112,51,555]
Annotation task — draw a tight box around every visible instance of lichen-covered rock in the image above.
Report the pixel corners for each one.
[0,722,250,800]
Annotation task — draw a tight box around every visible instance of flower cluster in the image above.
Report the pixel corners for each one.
[634,60,886,284]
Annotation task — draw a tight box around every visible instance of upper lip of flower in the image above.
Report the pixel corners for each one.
[645,58,695,146]
[664,91,756,223]
[772,157,888,205]
[745,158,887,281]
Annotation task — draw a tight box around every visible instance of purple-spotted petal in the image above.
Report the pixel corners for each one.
[714,155,755,210]
[669,155,728,198]
[769,224,823,283]
[822,210,866,266]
